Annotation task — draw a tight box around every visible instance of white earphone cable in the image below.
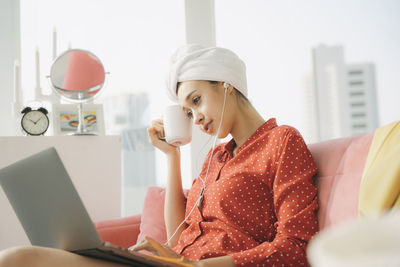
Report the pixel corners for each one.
[164,84,229,245]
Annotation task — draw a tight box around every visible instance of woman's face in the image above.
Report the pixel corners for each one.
[177,80,234,138]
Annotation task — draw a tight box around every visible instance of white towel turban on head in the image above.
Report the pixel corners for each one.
[166,44,248,102]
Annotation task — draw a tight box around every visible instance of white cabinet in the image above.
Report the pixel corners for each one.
[0,136,121,249]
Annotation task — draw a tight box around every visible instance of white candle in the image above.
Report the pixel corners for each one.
[53,27,57,60]
[35,46,40,89]
[13,59,20,103]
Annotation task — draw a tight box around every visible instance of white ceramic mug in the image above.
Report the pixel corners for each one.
[163,105,192,146]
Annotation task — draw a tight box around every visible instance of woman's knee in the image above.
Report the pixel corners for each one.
[0,246,43,267]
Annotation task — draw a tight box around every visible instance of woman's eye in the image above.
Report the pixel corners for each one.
[187,110,193,118]
[193,96,200,105]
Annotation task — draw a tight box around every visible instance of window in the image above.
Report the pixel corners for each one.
[20,0,187,215]
[215,0,400,140]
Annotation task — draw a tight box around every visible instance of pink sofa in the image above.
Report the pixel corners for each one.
[94,133,373,250]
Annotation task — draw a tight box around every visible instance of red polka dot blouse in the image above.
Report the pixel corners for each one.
[173,118,319,266]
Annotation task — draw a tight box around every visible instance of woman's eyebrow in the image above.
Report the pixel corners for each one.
[185,90,197,103]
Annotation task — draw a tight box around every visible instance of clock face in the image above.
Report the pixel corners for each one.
[21,110,50,136]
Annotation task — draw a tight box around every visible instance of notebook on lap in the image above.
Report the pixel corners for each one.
[0,147,170,267]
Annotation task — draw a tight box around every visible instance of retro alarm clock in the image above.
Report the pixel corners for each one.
[21,107,50,136]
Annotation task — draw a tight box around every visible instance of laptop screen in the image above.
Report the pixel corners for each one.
[0,147,102,251]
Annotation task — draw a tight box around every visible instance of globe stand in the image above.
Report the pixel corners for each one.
[69,93,97,136]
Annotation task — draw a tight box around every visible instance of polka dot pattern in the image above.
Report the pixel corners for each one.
[173,118,319,266]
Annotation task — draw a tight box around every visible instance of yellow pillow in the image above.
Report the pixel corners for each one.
[358,121,400,216]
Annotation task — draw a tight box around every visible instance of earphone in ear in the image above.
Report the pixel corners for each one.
[223,82,230,91]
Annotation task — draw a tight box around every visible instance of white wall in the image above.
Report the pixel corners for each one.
[185,0,215,46]
[0,0,21,136]
[185,0,217,178]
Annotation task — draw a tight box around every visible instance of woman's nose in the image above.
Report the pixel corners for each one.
[193,112,204,125]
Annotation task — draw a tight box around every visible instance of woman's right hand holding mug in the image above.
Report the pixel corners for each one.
[148,105,192,156]
[147,119,179,156]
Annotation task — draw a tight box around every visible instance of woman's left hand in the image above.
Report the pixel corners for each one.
[129,236,201,267]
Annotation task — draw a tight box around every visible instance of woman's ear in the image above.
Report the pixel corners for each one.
[227,84,235,95]
[221,82,234,95]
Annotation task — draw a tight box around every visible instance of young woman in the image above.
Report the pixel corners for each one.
[0,45,318,267]
[132,45,319,266]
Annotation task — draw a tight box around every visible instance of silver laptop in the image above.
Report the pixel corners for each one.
[0,147,169,267]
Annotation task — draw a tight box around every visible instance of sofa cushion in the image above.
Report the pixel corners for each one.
[137,186,167,244]
[136,134,373,243]
[94,214,141,248]
[308,133,373,230]
[137,187,190,245]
